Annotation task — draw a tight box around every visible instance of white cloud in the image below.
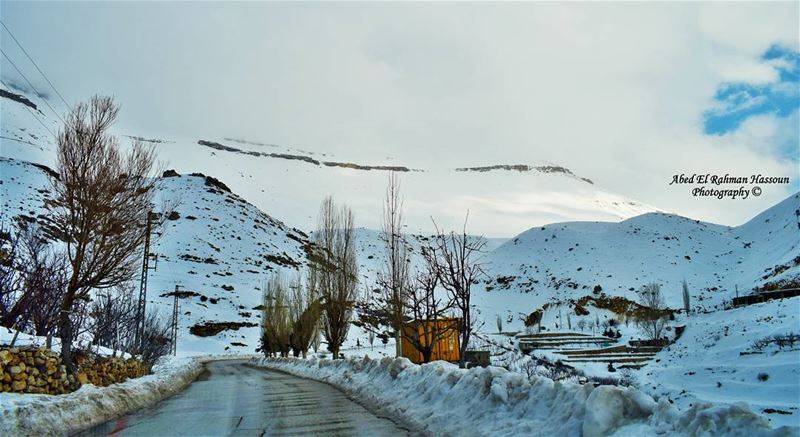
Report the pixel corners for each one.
[717,59,780,85]
[1,2,797,233]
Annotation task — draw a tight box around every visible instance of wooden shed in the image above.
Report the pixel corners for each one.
[400,318,461,364]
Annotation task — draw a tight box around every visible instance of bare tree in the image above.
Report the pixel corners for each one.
[636,283,668,341]
[139,310,171,366]
[577,318,586,332]
[307,262,322,354]
[112,285,139,356]
[0,226,67,343]
[496,314,503,334]
[22,230,68,342]
[288,273,322,358]
[260,274,291,357]
[432,216,486,367]
[312,196,359,359]
[66,298,90,350]
[50,96,160,370]
[682,279,691,315]
[401,246,453,363]
[87,285,137,356]
[0,229,24,330]
[377,172,410,358]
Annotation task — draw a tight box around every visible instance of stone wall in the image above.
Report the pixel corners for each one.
[0,347,150,395]
[75,352,149,387]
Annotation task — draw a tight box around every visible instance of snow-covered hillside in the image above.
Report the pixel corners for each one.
[2,83,798,429]
[0,156,312,356]
[0,86,660,237]
[0,156,503,355]
[477,192,800,322]
[641,299,800,428]
[145,171,314,355]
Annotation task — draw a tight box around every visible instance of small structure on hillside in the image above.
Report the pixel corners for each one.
[732,288,800,307]
[401,318,461,364]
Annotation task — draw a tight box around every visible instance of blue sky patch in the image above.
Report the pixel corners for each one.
[704,45,799,160]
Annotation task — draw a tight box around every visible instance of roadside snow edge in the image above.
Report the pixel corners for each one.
[0,356,211,436]
[252,356,798,437]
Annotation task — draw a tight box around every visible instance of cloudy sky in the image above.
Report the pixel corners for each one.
[1,2,798,231]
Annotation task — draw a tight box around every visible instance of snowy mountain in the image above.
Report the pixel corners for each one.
[476,192,800,322]
[0,85,659,238]
[0,156,313,355]
[2,83,799,427]
[4,154,797,349]
[3,86,798,348]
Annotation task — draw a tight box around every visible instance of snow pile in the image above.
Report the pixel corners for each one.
[0,356,204,436]
[252,356,797,437]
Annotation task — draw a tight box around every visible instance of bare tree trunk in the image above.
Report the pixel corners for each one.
[57,301,73,370]
[314,196,358,360]
[432,216,486,368]
[9,325,19,347]
[376,172,409,359]
[50,96,163,372]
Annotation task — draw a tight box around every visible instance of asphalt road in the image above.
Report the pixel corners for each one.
[76,360,410,437]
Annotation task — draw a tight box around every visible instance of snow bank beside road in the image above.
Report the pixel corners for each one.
[0,356,204,437]
[253,356,798,437]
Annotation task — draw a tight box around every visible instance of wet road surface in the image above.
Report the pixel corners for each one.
[77,360,409,437]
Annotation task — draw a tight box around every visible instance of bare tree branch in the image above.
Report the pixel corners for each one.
[51,96,161,371]
[430,214,486,367]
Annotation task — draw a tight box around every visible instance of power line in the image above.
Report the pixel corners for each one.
[0,20,70,109]
[0,78,57,138]
[0,48,65,124]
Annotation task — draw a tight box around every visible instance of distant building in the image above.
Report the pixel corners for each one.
[400,318,461,364]
[732,288,800,307]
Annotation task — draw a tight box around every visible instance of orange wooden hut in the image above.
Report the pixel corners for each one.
[400,318,461,364]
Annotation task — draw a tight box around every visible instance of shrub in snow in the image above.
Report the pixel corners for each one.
[751,333,800,352]
[635,283,669,341]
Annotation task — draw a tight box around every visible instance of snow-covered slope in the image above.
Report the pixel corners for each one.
[145,171,313,355]
[2,82,798,428]
[0,157,312,356]
[640,299,800,428]
[477,192,800,322]
[147,137,661,237]
[0,85,660,238]
[0,87,59,166]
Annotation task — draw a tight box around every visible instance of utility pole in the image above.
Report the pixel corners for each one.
[135,211,158,354]
[171,284,182,356]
